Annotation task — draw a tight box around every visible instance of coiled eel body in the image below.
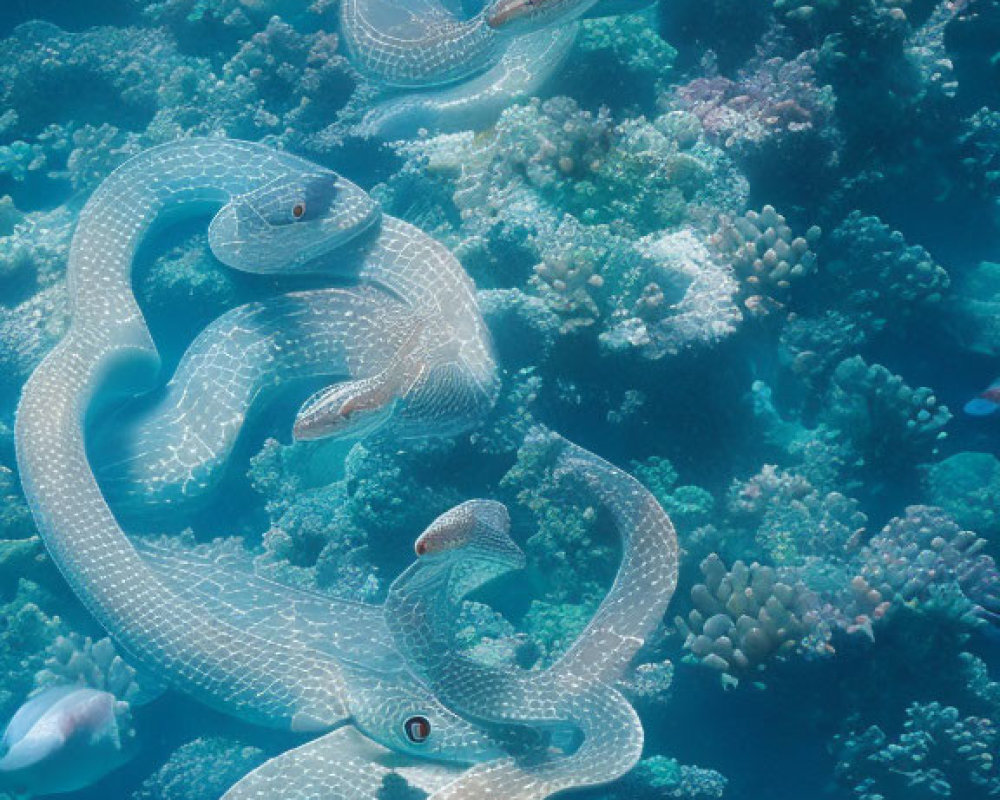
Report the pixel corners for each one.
[342,0,653,137]
[15,138,678,799]
[14,139,497,736]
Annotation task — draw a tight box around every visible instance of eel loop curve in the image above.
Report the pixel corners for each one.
[341,0,653,137]
[15,137,678,799]
[384,432,679,798]
[14,138,497,735]
[97,222,497,512]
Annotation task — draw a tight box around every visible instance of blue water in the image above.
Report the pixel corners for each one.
[1,1,999,798]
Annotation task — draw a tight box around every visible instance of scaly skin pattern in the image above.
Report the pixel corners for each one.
[340,0,504,87]
[358,27,578,139]
[98,214,498,512]
[386,435,680,798]
[14,139,497,738]
[345,0,652,137]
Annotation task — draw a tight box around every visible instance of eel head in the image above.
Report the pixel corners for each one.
[485,0,598,34]
[209,170,380,274]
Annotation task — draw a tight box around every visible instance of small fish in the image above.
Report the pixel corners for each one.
[0,686,135,797]
[964,379,1000,416]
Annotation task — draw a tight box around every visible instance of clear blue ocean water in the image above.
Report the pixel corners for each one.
[0,1,999,799]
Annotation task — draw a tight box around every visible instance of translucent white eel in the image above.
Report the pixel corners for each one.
[342,0,654,137]
[14,139,498,746]
[15,138,678,798]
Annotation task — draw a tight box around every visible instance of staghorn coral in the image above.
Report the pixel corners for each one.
[676,553,834,687]
[709,205,820,319]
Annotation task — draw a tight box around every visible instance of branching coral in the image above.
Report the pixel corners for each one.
[821,356,951,470]
[35,633,160,705]
[673,48,839,199]
[610,755,728,799]
[130,736,266,800]
[923,453,1000,539]
[826,211,949,325]
[727,464,866,565]
[853,506,1000,627]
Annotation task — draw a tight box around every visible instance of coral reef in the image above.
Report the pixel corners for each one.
[853,506,1000,628]
[833,702,1000,799]
[676,554,833,687]
[708,204,820,319]
[130,736,266,800]
[0,0,997,796]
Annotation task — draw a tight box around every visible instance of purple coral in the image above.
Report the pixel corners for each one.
[853,506,1000,626]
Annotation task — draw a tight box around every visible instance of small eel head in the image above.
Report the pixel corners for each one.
[413,499,524,599]
[209,169,379,274]
[292,374,398,442]
[486,0,595,34]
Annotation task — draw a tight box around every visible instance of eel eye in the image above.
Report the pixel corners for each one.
[292,202,306,219]
[404,715,431,744]
[415,540,428,556]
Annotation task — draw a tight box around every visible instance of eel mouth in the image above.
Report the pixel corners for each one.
[486,0,537,29]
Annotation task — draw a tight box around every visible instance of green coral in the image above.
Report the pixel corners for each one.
[632,456,715,531]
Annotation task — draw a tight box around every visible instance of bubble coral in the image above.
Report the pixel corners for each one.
[709,204,820,318]
[676,553,834,687]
